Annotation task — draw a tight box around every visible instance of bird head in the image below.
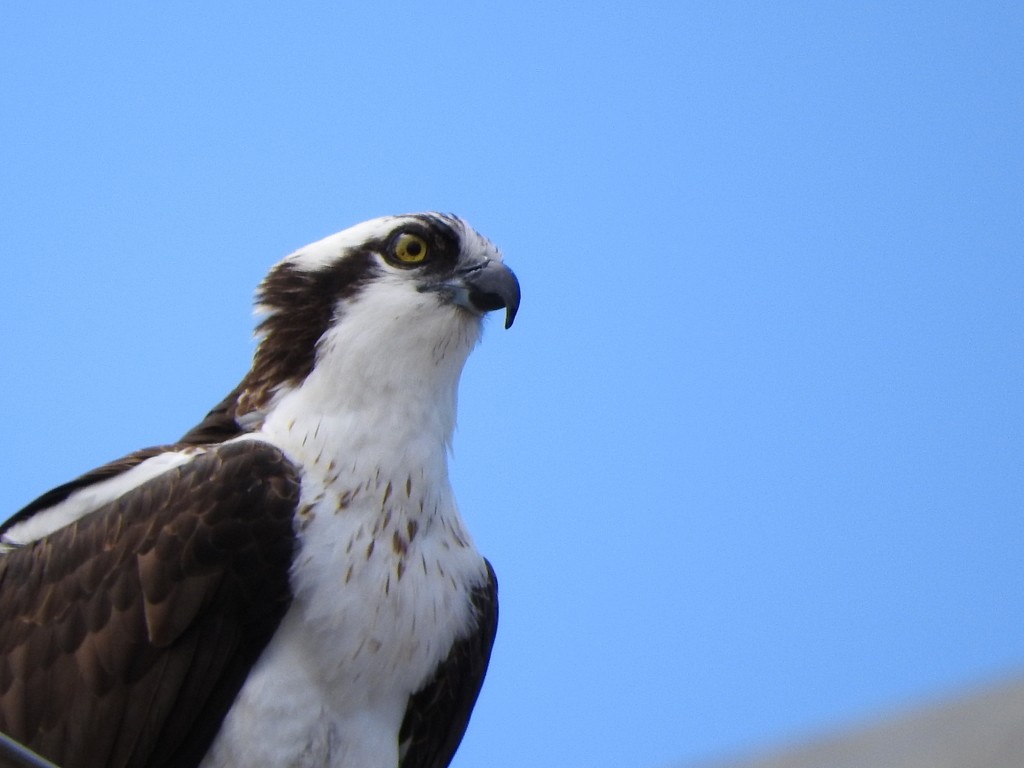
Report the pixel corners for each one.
[237,213,519,419]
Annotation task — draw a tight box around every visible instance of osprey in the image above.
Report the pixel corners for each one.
[0,213,519,768]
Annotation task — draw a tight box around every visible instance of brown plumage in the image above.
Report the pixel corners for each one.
[0,441,298,768]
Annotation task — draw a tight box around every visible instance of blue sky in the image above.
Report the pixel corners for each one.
[1,3,1022,767]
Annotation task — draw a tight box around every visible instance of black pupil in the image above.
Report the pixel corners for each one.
[405,239,422,257]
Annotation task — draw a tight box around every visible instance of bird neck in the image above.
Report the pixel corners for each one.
[255,316,477,489]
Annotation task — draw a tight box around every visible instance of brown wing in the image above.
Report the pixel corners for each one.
[0,440,299,768]
[398,560,498,768]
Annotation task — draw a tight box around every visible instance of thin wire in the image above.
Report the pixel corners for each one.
[0,732,60,768]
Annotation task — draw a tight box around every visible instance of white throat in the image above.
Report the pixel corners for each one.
[257,282,482,488]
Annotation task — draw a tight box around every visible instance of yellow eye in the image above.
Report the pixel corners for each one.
[392,232,429,264]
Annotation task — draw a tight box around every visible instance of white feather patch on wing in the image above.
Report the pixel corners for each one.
[1,449,201,550]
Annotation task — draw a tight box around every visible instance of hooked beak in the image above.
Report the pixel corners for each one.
[431,260,521,329]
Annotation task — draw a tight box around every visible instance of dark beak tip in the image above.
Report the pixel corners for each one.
[503,291,520,329]
[501,270,521,329]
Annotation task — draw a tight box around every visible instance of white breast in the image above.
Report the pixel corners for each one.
[200,434,488,768]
